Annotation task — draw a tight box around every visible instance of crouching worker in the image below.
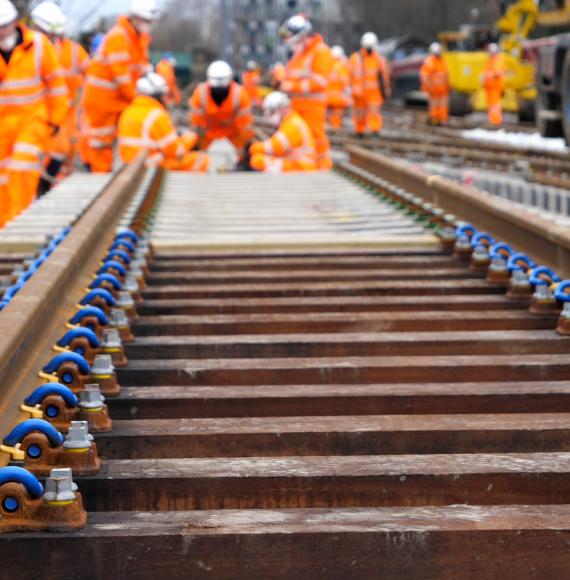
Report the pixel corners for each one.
[118,72,209,171]
[249,92,317,173]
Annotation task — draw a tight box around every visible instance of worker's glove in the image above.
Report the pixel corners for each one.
[249,142,265,156]
[49,124,60,137]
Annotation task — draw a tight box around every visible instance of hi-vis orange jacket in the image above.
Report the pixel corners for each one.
[349,48,391,103]
[249,110,317,172]
[118,94,208,171]
[483,54,506,93]
[189,81,253,141]
[82,16,150,113]
[156,58,181,105]
[282,34,333,112]
[242,69,262,105]
[55,37,89,107]
[327,56,351,108]
[420,55,450,96]
[0,24,68,125]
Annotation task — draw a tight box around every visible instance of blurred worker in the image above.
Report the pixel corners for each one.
[188,60,253,164]
[327,45,351,129]
[483,43,505,126]
[31,1,89,195]
[242,60,262,108]
[349,32,391,137]
[270,62,285,90]
[420,42,450,126]
[249,91,316,173]
[156,52,181,106]
[118,72,209,171]
[81,0,160,172]
[0,0,68,224]
[280,14,333,170]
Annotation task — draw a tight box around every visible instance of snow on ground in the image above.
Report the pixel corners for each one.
[461,128,568,153]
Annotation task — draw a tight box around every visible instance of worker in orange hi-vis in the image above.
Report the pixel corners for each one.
[156,52,181,107]
[81,0,160,173]
[270,62,285,90]
[249,91,317,173]
[118,72,209,172]
[0,0,68,225]
[189,60,253,168]
[31,1,89,196]
[420,42,450,127]
[327,45,351,129]
[279,14,334,170]
[349,32,391,137]
[482,43,506,126]
[242,60,262,108]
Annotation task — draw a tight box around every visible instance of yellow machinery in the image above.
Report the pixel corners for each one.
[439,0,544,119]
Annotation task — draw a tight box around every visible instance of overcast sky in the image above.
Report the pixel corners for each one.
[57,0,169,32]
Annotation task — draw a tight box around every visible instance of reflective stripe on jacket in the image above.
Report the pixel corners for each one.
[349,49,391,103]
[283,34,333,108]
[483,54,506,93]
[118,94,186,166]
[251,111,316,166]
[82,16,149,113]
[0,24,68,125]
[55,37,89,106]
[188,81,253,139]
[420,55,450,96]
[327,56,350,108]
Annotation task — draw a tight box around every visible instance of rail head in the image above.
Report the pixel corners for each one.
[0,157,147,461]
[347,145,570,278]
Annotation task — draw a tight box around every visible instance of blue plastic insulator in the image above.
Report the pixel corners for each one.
[57,327,100,349]
[507,253,536,273]
[24,383,79,408]
[3,419,64,448]
[79,289,117,309]
[104,250,131,265]
[42,352,91,376]
[69,306,108,326]
[3,496,19,512]
[3,283,24,301]
[529,266,562,287]
[0,300,9,310]
[555,281,570,303]
[486,243,511,261]
[455,224,478,240]
[89,274,123,292]
[17,268,37,284]
[26,444,42,459]
[96,261,127,279]
[115,230,139,244]
[0,467,44,499]
[470,232,495,248]
[110,239,136,254]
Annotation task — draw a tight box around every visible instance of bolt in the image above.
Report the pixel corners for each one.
[91,354,115,376]
[118,292,135,310]
[561,303,570,319]
[63,421,93,450]
[109,308,129,328]
[43,468,78,502]
[102,328,122,350]
[79,384,106,410]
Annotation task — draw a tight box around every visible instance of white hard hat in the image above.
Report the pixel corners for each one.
[247,60,257,70]
[488,43,499,54]
[207,60,233,88]
[331,45,345,59]
[129,0,160,21]
[0,0,17,27]
[262,91,291,114]
[280,14,312,47]
[429,42,442,56]
[361,32,378,49]
[136,72,168,96]
[31,1,66,36]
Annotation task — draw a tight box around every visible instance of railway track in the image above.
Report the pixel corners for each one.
[2,147,570,578]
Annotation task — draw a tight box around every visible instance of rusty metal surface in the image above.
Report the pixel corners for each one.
[347,146,570,277]
[0,157,147,463]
